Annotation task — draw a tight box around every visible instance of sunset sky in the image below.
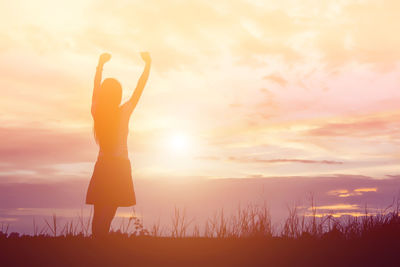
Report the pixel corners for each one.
[0,0,399,232]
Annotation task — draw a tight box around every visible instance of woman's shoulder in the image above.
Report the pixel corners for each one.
[119,102,134,122]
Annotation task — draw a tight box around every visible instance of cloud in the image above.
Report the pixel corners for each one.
[386,175,400,179]
[309,0,400,70]
[328,187,377,198]
[306,113,400,137]
[228,156,343,165]
[263,74,287,86]
[4,0,400,73]
[312,204,360,210]
[67,0,305,71]
[0,126,95,176]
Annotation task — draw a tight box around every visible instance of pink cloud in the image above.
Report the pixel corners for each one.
[0,126,95,173]
[228,156,343,165]
[307,116,399,137]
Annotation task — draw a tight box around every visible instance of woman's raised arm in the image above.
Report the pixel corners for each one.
[125,52,152,113]
[91,53,111,116]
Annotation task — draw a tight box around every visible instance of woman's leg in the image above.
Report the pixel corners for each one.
[103,205,118,233]
[92,204,118,238]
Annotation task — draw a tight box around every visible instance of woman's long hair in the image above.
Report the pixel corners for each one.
[93,78,122,153]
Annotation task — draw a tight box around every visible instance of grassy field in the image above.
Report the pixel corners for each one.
[1,203,399,266]
[1,234,398,266]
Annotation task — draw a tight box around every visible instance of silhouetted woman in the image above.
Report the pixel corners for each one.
[86,52,151,238]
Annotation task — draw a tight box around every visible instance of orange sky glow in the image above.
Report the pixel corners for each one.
[1,0,398,184]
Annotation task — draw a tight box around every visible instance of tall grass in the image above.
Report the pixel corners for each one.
[203,204,272,238]
[1,200,399,240]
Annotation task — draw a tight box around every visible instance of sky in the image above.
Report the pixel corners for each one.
[0,0,399,233]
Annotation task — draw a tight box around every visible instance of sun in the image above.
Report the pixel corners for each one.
[168,132,190,154]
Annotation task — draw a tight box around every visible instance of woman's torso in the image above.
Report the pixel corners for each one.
[95,103,133,160]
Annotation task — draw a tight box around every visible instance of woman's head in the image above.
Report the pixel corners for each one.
[93,78,122,151]
[98,78,122,108]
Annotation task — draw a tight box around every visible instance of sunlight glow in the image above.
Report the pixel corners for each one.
[168,132,190,154]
